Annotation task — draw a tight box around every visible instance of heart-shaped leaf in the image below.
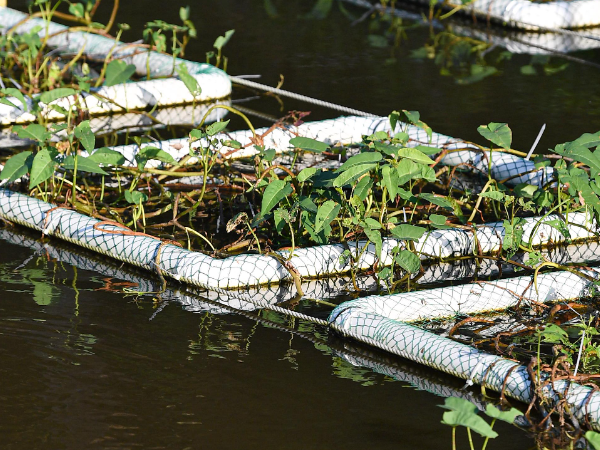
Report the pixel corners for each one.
[104,60,136,86]
[477,122,512,150]
[29,148,58,188]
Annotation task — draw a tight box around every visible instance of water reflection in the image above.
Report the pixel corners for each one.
[0,223,534,448]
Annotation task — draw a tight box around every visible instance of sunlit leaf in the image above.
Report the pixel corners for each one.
[390,224,426,241]
[40,88,77,104]
[104,60,136,86]
[74,120,95,153]
[0,151,33,182]
[261,179,292,216]
[315,200,340,234]
[29,148,57,188]
[63,155,108,175]
[477,122,512,150]
[440,397,498,438]
[394,249,420,273]
[289,136,329,153]
[206,120,230,136]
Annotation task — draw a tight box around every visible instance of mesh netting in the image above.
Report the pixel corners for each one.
[464,0,600,29]
[453,23,600,54]
[328,306,600,430]
[330,268,598,323]
[0,188,595,290]
[0,226,376,315]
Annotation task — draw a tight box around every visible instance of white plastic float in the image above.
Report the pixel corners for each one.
[0,7,231,124]
[104,115,557,187]
[0,188,596,290]
[329,309,600,430]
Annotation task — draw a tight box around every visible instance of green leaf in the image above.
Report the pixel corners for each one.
[484,405,521,424]
[333,164,376,188]
[440,397,498,438]
[69,3,84,17]
[206,120,230,136]
[104,60,136,87]
[503,218,526,256]
[124,190,148,205]
[63,155,108,175]
[89,147,126,166]
[262,148,276,162]
[429,214,447,226]
[560,144,600,175]
[419,193,453,210]
[362,217,381,229]
[373,141,399,157]
[299,196,318,213]
[533,156,551,169]
[479,190,505,201]
[136,146,176,169]
[394,249,420,273]
[381,165,400,201]
[289,137,329,153]
[336,152,382,172]
[0,151,33,182]
[402,110,420,124]
[520,65,536,75]
[364,227,382,258]
[456,65,497,85]
[274,208,290,234]
[366,131,389,141]
[40,88,77,104]
[74,120,95,153]
[29,148,57,188]
[586,431,600,450]
[261,180,292,216]
[571,132,600,149]
[543,218,572,240]
[389,111,400,132]
[180,6,190,21]
[297,167,317,182]
[414,144,442,155]
[0,88,28,110]
[314,200,340,233]
[477,122,512,150]
[390,224,426,241]
[396,147,435,165]
[176,63,201,97]
[513,183,537,199]
[214,29,235,50]
[13,124,50,143]
[353,176,373,201]
[396,159,421,185]
[538,324,569,345]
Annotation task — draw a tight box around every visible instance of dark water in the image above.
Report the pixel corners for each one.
[0,227,528,449]
[4,0,600,448]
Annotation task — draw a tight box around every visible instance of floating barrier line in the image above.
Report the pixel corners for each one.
[343,0,600,30]
[0,7,231,125]
[0,187,597,289]
[105,114,555,188]
[341,0,600,64]
[328,310,600,431]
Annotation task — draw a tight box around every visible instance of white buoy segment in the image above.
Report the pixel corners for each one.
[0,7,231,124]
